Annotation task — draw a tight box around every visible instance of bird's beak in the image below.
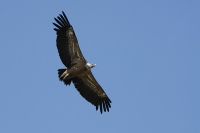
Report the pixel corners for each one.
[90,64,96,68]
[92,64,97,67]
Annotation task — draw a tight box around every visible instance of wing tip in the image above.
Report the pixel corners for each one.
[53,11,71,31]
[96,97,112,114]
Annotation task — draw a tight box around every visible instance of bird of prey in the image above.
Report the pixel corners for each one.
[53,11,111,113]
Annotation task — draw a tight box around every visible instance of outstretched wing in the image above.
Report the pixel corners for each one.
[72,71,112,114]
[53,11,85,68]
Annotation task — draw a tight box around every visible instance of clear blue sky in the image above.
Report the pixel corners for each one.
[0,0,199,133]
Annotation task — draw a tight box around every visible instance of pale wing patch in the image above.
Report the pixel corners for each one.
[84,75,107,97]
[83,74,107,97]
[66,28,83,60]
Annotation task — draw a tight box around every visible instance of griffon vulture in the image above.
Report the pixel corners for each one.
[53,11,111,113]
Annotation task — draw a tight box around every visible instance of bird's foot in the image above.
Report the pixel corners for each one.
[60,70,69,80]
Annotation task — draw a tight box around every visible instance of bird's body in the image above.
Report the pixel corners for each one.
[53,11,111,113]
[60,60,86,80]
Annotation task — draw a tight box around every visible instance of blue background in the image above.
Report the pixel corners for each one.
[1,0,199,133]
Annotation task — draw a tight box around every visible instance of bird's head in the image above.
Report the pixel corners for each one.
[86,62,96,69]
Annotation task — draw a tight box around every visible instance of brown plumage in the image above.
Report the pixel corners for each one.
[53,11,111,113]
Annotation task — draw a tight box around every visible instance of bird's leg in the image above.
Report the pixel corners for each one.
[63,73,69,79]
[60,70,69,80]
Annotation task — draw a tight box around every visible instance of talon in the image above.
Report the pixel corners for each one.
[63,73,69,79]
[60,70,69,79]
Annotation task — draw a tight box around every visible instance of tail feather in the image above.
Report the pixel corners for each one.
[58,69,71,86]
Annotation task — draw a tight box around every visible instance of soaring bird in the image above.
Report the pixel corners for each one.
[53,11,111,113]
